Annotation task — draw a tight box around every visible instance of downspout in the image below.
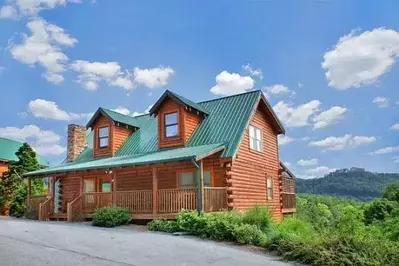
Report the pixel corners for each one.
[191,159,202,214]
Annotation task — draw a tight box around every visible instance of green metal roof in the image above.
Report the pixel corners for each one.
[24,143,225,176]
[149,90,209,116]
[118,90,262,157]
[86,107,139,129]
[25,90,284,176]
[0,137,49,166]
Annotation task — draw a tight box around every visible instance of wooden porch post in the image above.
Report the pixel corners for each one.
[152,167,158,217]
[51,176,56,199]
[195,160,203,214]
[112,170,117,206]
[200,160,204,212]
[27,177,31,209]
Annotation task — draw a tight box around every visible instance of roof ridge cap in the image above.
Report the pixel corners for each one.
[197,90,261,104]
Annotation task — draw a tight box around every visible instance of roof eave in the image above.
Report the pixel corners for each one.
[259,93,285,134]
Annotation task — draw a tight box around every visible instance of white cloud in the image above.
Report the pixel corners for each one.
[309,134,376,151]
[393,156,399,164]
[370,146,399,155]
[322,28,399,90]
[264,84,291,97]
[210,71,254,96]
[297,158,318,167]
[305,166,337,177]
[112,107,131,116]
[9,18,77,84]
[391,122,399,130]
[133,66,174,89]
[278,135,295,146]
[273,100,320,127]
[312,106,347,129]
[0,5,17,18]
[132,104,153,117]
[0,0,81,18]
[242,64,263,79]
[69,60,135,90]
[283,161,292,168]
[0,125,65,155]
[111,104,153,117]
[373,97,389,108]
[28,99,91,121]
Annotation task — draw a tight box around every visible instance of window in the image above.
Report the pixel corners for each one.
[204,171,211,187]
[165,112,178,137]
[267,176,273,200]
[101,181,111,192]
[98,126,109,148]
[178,170,212,188]
[249,125,262,152]
[179,172,194,188]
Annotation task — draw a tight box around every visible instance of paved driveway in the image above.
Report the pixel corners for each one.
[0,218,293,266]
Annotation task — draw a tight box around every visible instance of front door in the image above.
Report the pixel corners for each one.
[84,178,96,205]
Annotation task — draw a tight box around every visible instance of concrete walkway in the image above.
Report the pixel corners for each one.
[0,218,293,266]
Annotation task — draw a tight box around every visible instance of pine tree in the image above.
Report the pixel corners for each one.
[0,143,45,216]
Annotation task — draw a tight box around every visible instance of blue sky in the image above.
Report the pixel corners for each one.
[0,0,398,178]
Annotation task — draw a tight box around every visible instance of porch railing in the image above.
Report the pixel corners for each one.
[115,190,153,213]
[204,187,227,212]
[157,188,197,213]
[38,197,53,221]
[66,187,227,221]
[27,195,48,219]
[67,195,82,222]
[83,192,112,213]
[282,193,296,212]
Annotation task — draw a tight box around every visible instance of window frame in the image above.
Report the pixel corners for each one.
[98,126,109,148]
[267,176,273,200]
[249,125,263,152]
[164,111,179,138]
[177,170,213,188]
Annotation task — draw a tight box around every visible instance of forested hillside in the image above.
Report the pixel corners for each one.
[296,167,399,200]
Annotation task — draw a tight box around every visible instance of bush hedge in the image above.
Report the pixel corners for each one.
[92,207,131,227]
[148,193,399,266]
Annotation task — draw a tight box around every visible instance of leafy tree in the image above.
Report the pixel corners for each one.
[363,198,399,224]
[0,143,45,216]
[383,184,399,202]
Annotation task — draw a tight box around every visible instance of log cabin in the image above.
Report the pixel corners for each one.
[24,90,296,222]
[0,137,49,176]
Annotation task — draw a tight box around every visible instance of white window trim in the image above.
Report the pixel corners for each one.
[267,176,273,200]
[249,125,262,152]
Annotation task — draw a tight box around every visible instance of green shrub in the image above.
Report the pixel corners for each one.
[233,224,265,245]
[241,205,271,231]
[92,207,131,227]
[148,219,180,233]
[276,217,316,243]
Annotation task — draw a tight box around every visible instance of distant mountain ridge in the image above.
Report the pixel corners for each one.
[296,167,399,201]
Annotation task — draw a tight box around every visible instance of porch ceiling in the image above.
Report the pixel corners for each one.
[24,143,225,177]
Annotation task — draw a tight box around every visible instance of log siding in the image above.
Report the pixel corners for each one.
[230,103,282,221]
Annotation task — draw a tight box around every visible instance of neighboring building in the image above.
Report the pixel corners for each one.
[0,137,49,176]
[25,90,296,221]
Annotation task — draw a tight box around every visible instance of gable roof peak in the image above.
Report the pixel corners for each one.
[86,107,139,129]
[149,90,209,116]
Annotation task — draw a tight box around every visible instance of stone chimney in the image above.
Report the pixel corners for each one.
[67,124,87,162]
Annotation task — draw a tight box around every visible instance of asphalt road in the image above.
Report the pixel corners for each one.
[0,218,293,266]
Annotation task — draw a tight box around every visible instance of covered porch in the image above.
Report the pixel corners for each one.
[25,144,229,221]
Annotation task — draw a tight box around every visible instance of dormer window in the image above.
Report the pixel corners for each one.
[98,126,109,148]
[165,112,178,137]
